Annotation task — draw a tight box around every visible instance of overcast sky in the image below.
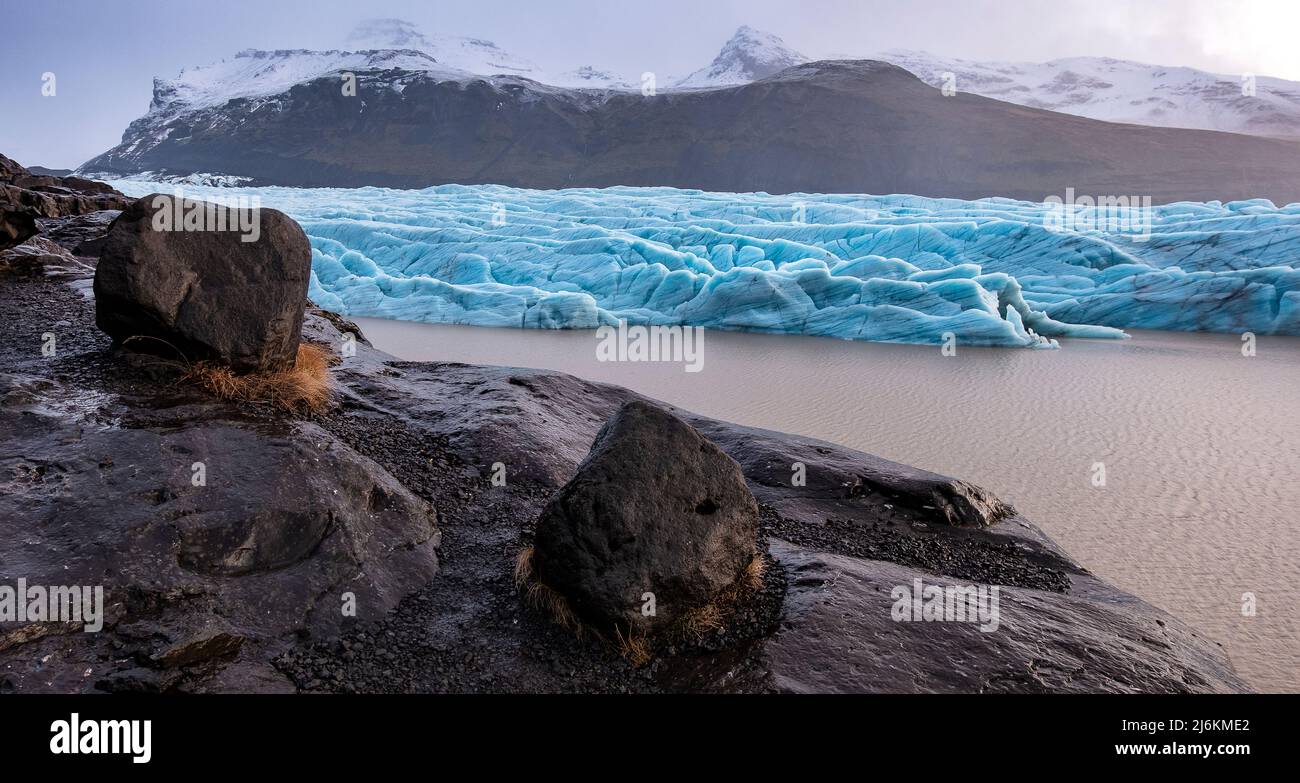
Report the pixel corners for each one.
[3,0,1298,168]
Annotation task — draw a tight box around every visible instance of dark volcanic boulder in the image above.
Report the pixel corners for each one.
[533,400,759,633]
[94,194,312,372]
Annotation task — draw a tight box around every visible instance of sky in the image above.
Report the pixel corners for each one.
[3,0,1299,169]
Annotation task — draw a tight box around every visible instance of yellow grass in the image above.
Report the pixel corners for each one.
[741,553,766,592]
[676,553,767,643]
[515,547,768,665]
[181,342,335,413]
[682,602,723,636]
[613,624,652,667]
[514,546,580,632]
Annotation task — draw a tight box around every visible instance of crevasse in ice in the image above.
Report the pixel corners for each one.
[111,182,1300,349]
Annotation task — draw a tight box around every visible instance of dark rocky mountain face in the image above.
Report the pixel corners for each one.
[82,60,1300,203]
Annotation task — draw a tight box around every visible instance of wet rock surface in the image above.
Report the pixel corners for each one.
[763,540,1247,693]
[533,400,759,634]
[0,209,1251,693]
[1,154,130,250]
[95,194,312,372]
[1,237,437,693]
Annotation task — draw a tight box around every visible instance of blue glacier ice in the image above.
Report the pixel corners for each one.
[111,182,1300,349]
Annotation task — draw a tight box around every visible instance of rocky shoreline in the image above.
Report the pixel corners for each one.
[0,160,1250,693]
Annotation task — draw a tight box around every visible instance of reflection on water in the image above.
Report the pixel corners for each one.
[354,316,1300,692]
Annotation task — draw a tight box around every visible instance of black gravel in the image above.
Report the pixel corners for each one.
[277,401,790,693]
[759,505,1071,593]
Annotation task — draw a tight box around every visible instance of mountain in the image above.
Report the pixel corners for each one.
[675,26,807,89]
[344,18,542,79]
[79,57,1300,203]
[672,26,1300,138]
[143,48,465,125]
[25,166,74,177]
[675,27,1300,138]
[874,49,1300,140]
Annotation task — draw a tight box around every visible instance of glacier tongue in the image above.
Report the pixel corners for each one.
[110,182,1300,349]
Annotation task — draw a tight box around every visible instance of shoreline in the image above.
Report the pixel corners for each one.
[351,314,1300,692]
[0,211,1252,691]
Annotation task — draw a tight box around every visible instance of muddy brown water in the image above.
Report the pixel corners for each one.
[353,317,1300,693]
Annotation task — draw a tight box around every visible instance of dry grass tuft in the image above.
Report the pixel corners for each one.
[181,342,335,413]
[676,553,768,643]
[514,546,580,632]
[682,602,723,637]
[613,624,652,667]
[513,546,536,589]
[741,553,766,592]
[514,548,768,666]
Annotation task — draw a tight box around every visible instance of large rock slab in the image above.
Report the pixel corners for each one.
[761,539,1248,693]
[37,210,122,256]
[94,194,311,372]
[0,372,440,692]
[533,400,759,633]
[1,154,129,251]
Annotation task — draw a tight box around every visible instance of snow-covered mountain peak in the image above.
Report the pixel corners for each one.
[343,18,540,78]
[146,48,457,123]
[675,26,808,89]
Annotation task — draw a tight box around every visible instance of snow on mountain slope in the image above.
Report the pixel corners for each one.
[134,18,1300,138]
[550,66,639,90]
[672,26,1300,136]
[147,48,464,124]
[675,26,808,89]
[142,17,560,129]
[344,18,542,78]
[870,49,1300,138]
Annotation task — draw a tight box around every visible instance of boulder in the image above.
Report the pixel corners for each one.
[94,194,312,373]
[533,400,759,633]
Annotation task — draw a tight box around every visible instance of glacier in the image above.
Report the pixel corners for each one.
[110,181,1300,349]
